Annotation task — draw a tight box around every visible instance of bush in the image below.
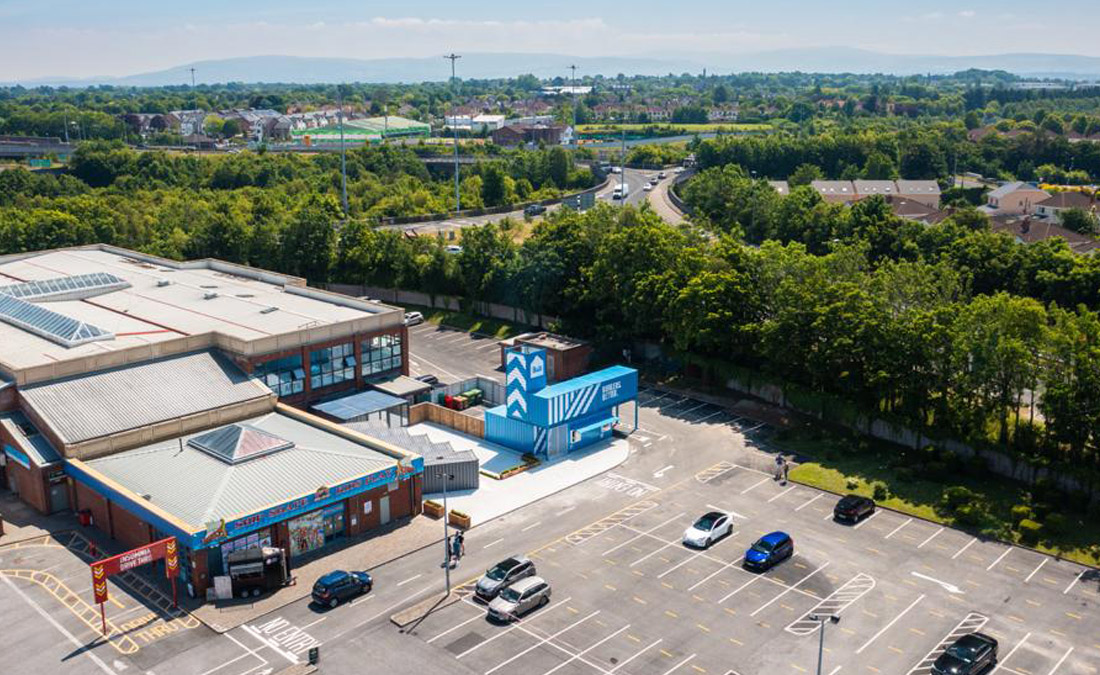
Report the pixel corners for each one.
[872,483,889,502]
[1044,512,1067,535]
[846,479,859,491]
[1018,519,1042,545]
[1010,504,1032,525]
[942,486,978,510]
[955,503,986,527]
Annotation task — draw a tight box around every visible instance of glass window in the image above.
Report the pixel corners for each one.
[254,355,304,398]
[310,343,355,391]
[361,332,403,378]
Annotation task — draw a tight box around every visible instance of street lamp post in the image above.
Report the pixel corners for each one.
[438,472,455,595]
[444,53,462,213]
[810,614,840,675]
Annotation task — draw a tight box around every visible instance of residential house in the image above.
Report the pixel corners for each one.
[853,180,898,200]
[1034,191,1097,222]
[166,110,207,137]
[768,181,790,196]
[707,104,740,122]
[895,180,942,208]
[991,215,1100,254]
[811,180,858,204]
[886,196,949,225]
[491,124,564,147]
[980,182,1051,215]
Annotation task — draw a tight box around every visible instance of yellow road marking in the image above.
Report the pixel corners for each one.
[729,637,743,646]
[634,595,647,605]
[665,610,679,618]
[605,584,617,591]
[696,623,711,633]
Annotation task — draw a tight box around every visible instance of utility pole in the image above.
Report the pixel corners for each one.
[438,473,454,595]
[444,53,462,212]
[189,67,196,88]
[811,614,840,675]
[569,64,577,147]
[336,87,349,217]
[619,126,626,205]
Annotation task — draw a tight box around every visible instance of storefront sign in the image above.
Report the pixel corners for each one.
[200,463,413,549]
[90,537,179,605]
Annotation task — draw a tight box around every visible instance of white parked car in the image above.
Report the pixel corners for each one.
[403,311,424,326]
[643,183,654,191]
[682,511,733,549]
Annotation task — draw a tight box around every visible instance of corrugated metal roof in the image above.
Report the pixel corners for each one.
[20,350,272,445]
[85,412,397,526]
[0,411,61,465]
[312,389,407,421]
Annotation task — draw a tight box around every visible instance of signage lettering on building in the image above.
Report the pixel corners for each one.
[601,380,622,402]
[91,537,179,605]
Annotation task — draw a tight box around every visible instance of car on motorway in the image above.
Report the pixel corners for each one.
[931,632,998,675]
[658,171,667,179]
[523,203,547,217]
[743,531,794,571]
[833,494,875,523]
[403,311,424,326]
[487,576,551,622]
[643,183,654,191]
[475,555,536,602]
[415,373,439,386]
[609,166,622,174]
[311,570,372,608]
[682,511,733,548]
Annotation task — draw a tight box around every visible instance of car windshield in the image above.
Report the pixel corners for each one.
[694,514,719,530]
[486,561,516,581]
[499,587,521,603]
[751,540,775,553]
[944,643,978,661]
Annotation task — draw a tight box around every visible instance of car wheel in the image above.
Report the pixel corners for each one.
[540,595,549,607]
[329,597,339,609]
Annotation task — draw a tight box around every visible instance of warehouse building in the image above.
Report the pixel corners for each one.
[294,116,431,146]
[0,245,425,600]
[485,346,637,460]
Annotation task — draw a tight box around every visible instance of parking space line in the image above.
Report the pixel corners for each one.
[855,594,925,654]
[425,610,484,644]
[694,411,725,424]
[543,624,630,675]
[679,402,710,417]
[768,486,796,503]
[853,511,880,530]
[794,494,823,512]
[660,653,697,675]
[482,538,504,550]
[603,514,685,557]
[1046,647,1074,674]
[951,538,977,559]
[482,610,599,674]
[905,612,988,674]
[719,575,760,604]
[884,518,912,540]
[522,522,542,533]
[786,573,876,635]
[408,353,459,380]
[1024,559,1047,583]
[658,535,737,579]
[740,477,772,494]
[1063,571,1084,595]
[686,556,745,591]
[611,638,663,672]
[917,527,944,549]
[986,547,1013,571]
[456,599,580,659]
[397,574,422,586]
[991,632,1031,673]
[749,562,829,617]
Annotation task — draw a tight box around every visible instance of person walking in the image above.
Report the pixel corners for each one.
[451,531,465,562]
[774,454,784,481]
[782,458,790,484]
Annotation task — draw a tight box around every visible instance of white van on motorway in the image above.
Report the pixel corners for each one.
[612,184,629,200]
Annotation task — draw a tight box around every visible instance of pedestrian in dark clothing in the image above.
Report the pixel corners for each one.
[782,459,790,484]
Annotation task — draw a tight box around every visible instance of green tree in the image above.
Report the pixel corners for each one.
[789,163,823,186]
[282,194,339,282]
[1059,207,1099,235]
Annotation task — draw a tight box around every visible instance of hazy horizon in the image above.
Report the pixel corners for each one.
[3,0,1100,81]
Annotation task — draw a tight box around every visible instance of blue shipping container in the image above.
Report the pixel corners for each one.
[530,366,637,427]
[484,405,537,453]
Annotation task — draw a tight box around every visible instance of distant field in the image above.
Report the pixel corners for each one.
[577,122,771,134]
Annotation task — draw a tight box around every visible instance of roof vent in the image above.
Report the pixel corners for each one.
[203,292,219,300]
[260,306,278,314]
[156,279,171,287]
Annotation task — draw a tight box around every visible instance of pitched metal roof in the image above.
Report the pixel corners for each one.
[312,389,407,421]
[20,350,272,445]
[85,412,397,526]
[188,424,295,464]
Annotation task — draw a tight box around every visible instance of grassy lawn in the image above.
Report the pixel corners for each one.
[402,303,533,340]
[777,425,1100,567]
[576,123,771,134]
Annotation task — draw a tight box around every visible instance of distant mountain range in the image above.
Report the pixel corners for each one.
[8,48,1100,87]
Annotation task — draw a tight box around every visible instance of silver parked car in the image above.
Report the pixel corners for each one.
[475,555,536,602]
[487,576,551,622]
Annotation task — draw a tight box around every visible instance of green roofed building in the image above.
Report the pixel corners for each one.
[293,116,430,146]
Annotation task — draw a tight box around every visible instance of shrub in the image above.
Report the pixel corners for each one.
[846,479,859,491]
[955,504,985,527]
[942,486,978,510]
[1010,504,1032,525]
[895,467,915,483]
[872,483,889,502]
[1044,512,1067,535]
[1018,519,1042,545]
[1032,502,1052,520]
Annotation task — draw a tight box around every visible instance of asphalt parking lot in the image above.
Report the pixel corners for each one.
[405,457,1099,675]
[407,321,503,384]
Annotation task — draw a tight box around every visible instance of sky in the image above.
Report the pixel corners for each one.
[1,0,1098,81]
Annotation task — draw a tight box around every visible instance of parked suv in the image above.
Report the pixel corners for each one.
[833,494,875,523]
[311,570,372,608]
[475,555,536,601]
[932,633,998,675]
[487,576,551,622]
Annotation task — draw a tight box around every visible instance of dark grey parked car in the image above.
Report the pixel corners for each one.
[932,633,998,675]
[475,555,536,602]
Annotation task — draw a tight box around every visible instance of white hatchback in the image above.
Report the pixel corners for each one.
[682,511,733,549]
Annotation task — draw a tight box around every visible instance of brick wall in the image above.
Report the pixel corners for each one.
[109,501,152,551]
[74,481,111,533]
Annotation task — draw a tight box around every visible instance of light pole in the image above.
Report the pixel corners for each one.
[336,86,348,217]
[810,613,840,675]
[569,64,577,147]
[444,53,462,212]
[438,472,455,595]
[619,125,626,205]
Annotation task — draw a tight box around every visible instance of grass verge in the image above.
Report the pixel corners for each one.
[403,303,532,340]
[777,424,1100,567]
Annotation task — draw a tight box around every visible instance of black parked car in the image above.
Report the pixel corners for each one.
[311,570,372,609]
[833,494,876,523]
[524,203,547,217]
[932,632,998,675]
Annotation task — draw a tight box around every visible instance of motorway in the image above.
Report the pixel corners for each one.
[5,323,1097,675]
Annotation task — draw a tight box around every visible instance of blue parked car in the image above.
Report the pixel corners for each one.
[311,570,372,608]
[743,531,794,571]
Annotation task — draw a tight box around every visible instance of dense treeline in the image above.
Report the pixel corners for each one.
[334,203,1100,488]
